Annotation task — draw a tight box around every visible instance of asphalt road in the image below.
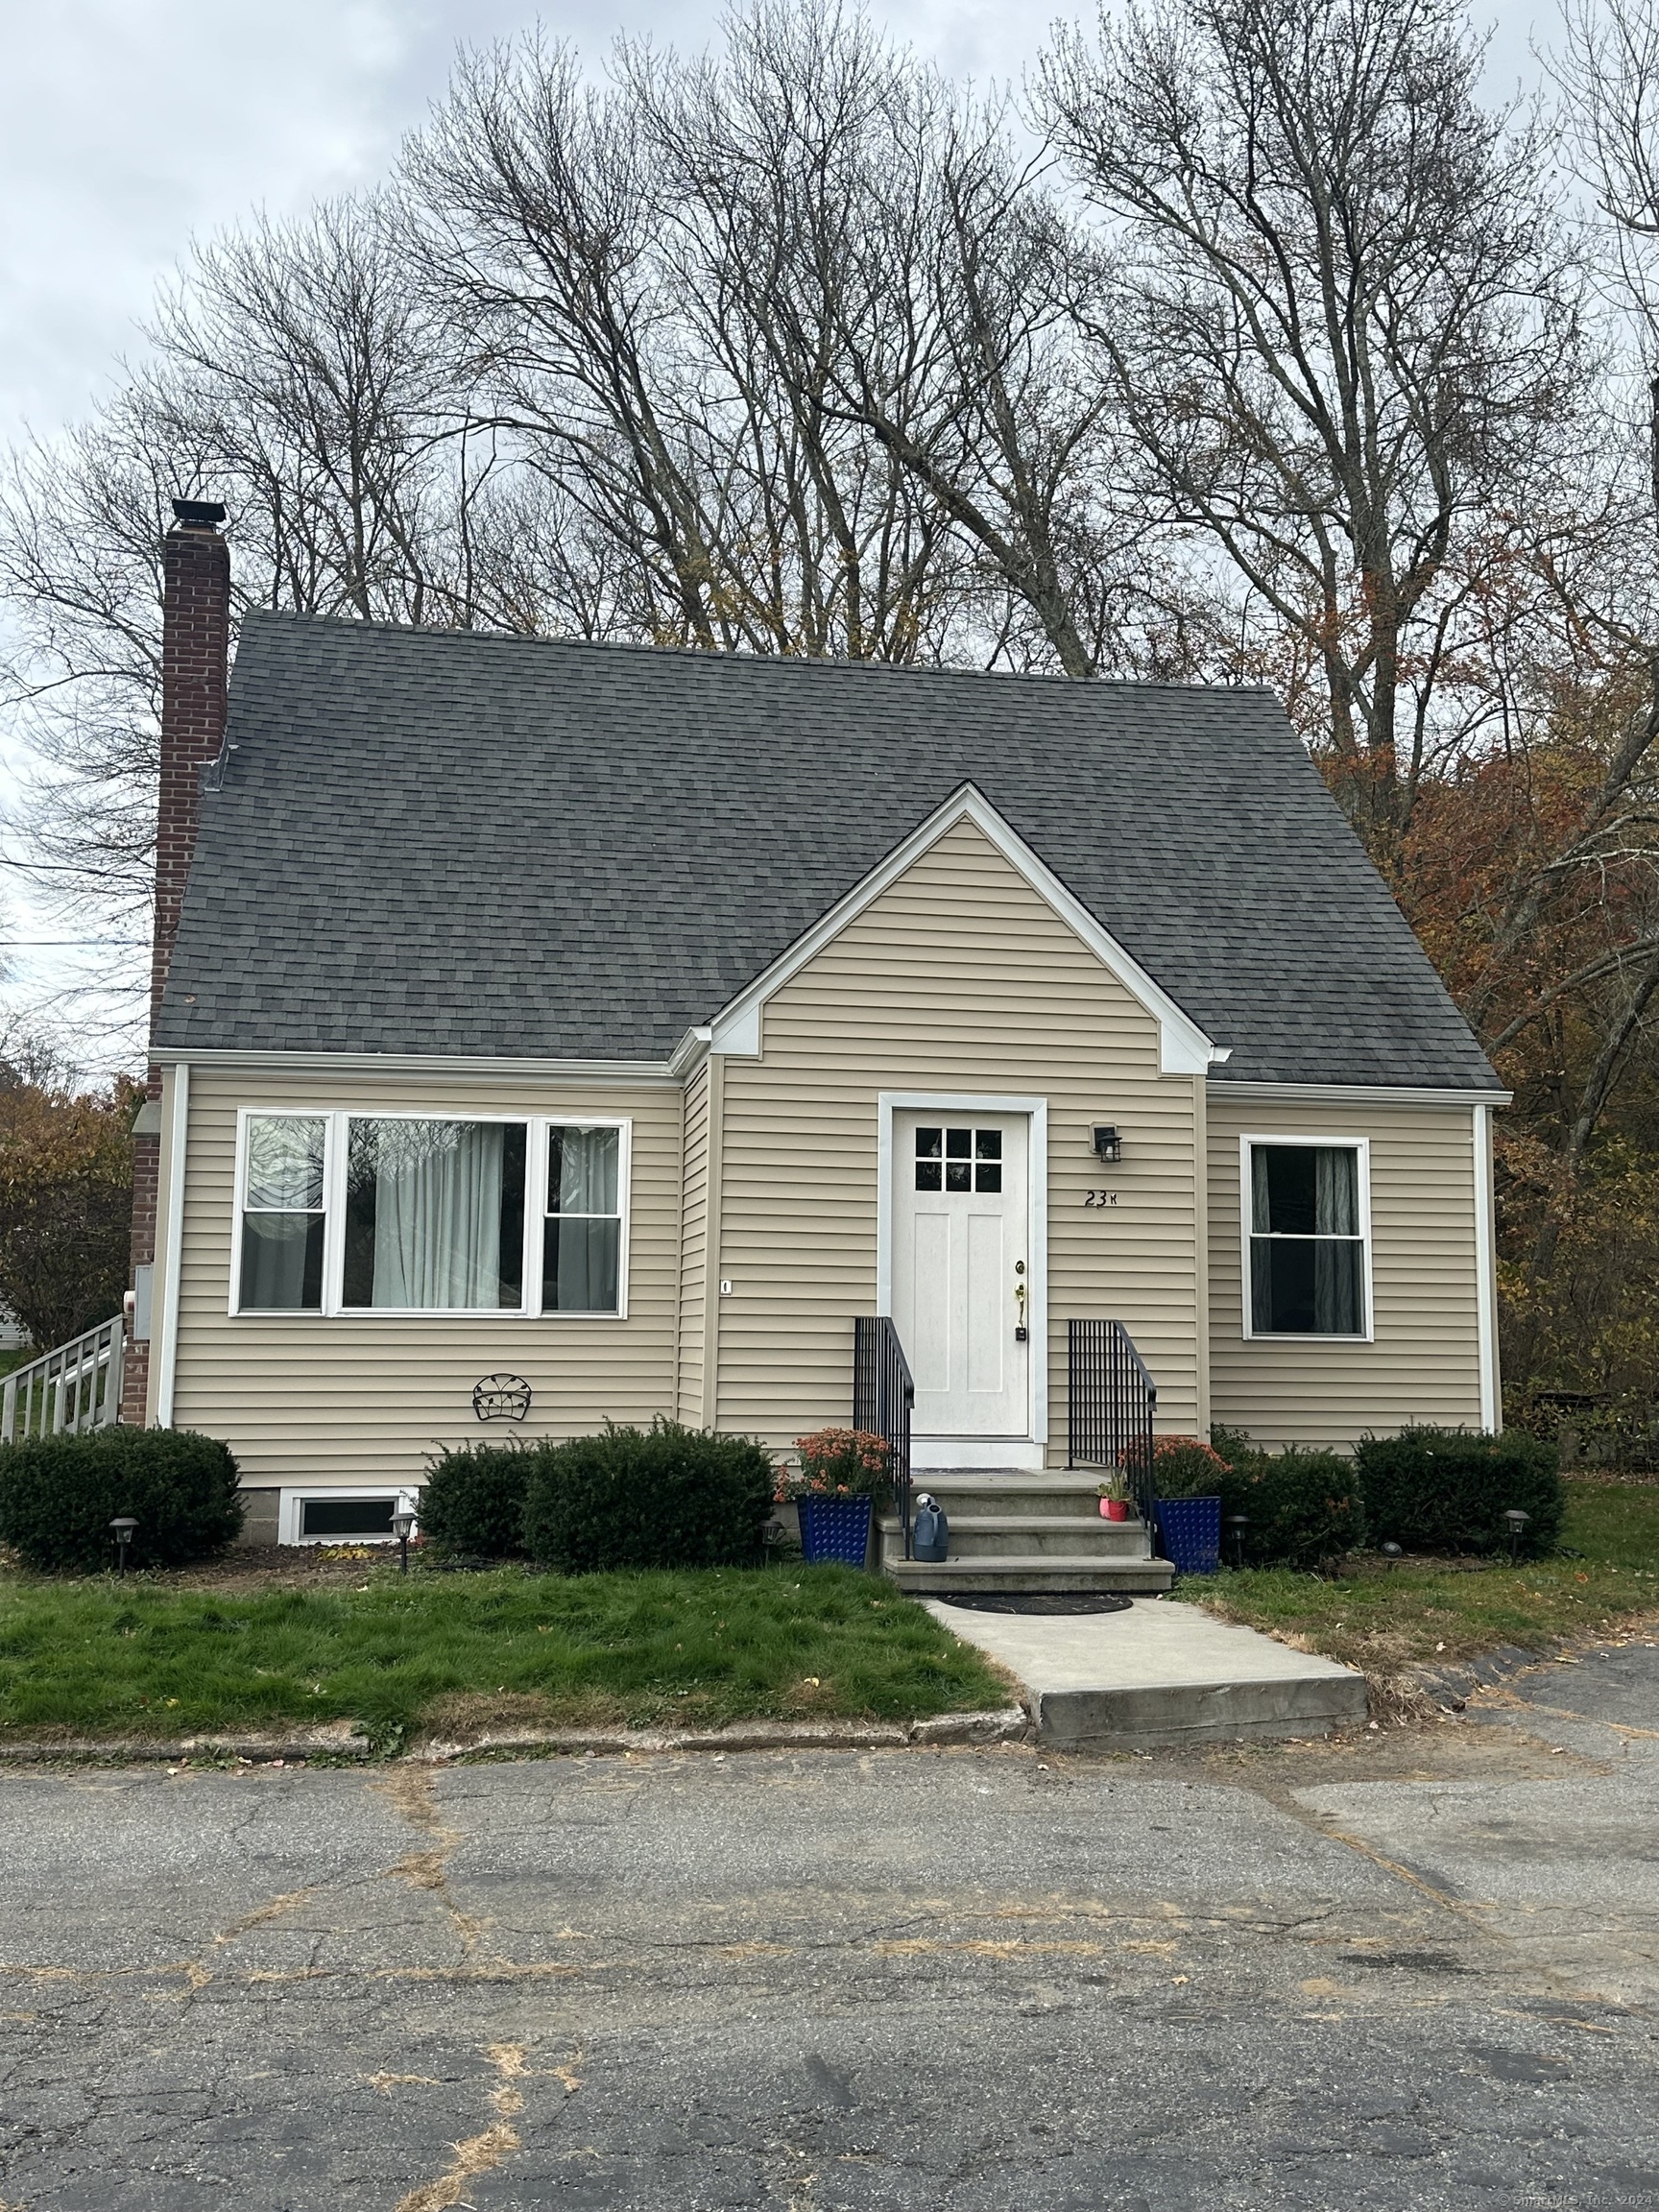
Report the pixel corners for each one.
[2,1642,1658,2211]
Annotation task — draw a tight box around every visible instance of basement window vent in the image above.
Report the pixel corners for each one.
[298,1495,396,1541]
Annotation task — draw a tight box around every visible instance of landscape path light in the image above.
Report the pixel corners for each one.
[109,1517,137,1578]
[1224,1513,1249,1571]
[1503,1508,1530,1567]
[391,1505,417,1577]
[1380,1541,1403,1572]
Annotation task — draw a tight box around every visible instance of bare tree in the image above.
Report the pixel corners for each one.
[403,25,979,661]
[1040,0,1582,854]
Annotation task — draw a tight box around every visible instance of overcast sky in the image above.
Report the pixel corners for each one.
[0,0,1552,1068]
[2,0,1551,452]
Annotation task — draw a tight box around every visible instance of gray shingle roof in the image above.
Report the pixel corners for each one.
[155,612,1499,1090]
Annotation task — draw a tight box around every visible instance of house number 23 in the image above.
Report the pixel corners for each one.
[1084,1190,1118,1207]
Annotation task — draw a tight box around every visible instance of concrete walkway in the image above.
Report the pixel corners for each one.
[926,1593,1367,1749]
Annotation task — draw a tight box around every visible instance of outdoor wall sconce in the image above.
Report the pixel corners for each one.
[109,1516,137,1578]
[1093,1125,1123,1164]
[1503,1507,1530,1565]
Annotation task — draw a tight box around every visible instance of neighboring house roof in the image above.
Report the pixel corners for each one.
[154,612,1500,1091]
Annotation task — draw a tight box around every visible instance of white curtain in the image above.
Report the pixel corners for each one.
[554,1127,618,1214]
[370,1121,504,1309]
[1312,1148,1360,1333]
[1314,1148,1357,1236]
[546,1127,620,1312]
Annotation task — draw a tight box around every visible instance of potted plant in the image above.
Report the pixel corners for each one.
[1122,1435,1233,1575]
[1096,1480,1132,1522]
[775,1429,892,1568]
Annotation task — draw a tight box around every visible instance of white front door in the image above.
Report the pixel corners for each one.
[892,1110,1030,1438]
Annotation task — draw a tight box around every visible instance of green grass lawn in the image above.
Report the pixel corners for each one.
[0,1563,1010,1748]
[1194,1478,1659,1673]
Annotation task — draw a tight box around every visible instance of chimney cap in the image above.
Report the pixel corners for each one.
[170,497,227,529]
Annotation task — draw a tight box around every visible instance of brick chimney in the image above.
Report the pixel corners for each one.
[124,498,230,1423]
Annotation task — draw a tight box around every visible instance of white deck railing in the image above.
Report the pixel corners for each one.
[0,1317,124,1444]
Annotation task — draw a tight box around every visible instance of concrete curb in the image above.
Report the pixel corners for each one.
[0,1707,1030,1767]
[0,1720,373,1765]
[412,1708,1030,1762]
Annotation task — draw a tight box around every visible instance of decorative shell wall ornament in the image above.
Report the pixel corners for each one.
[472,1373,533,1423]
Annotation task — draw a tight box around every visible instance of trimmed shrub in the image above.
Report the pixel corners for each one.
[0,1426,243,1574]
[1356,1428,1563,1557]
[523,1419,777,1574]
[1220,1447,1367,1570]
[420,1439,540,1557]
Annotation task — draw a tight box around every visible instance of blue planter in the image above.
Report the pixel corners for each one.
[797,1494,874,1569]
[1155,1494,1221,1575]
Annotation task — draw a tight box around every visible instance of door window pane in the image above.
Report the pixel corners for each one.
[343,1119,526,1310]
[542,1125,622,1312]
[917,1124,1007,1194]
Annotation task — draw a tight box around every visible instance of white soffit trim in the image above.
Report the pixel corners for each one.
[705,783,1224,1076]
[668,1027,712,1078]
[1216,1079,1514,1109]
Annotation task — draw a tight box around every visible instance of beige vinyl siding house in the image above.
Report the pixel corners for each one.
[1206,1091,1495,1449]
[712,815,1206,1454]
[151,1063,684,1530]
[132,568,1507,1540]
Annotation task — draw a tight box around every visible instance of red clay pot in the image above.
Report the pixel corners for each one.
[1099,1498,1131,1522]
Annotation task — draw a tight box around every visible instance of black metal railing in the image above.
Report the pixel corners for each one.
[854,1315,916,1558]
[1067,1318,1158,1529]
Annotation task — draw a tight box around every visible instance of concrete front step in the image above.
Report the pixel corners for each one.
[878,1514,1152,1562]
[907,1474,1125,1519]
[885,1553,1176,1596]
[882,1468,1168,1592]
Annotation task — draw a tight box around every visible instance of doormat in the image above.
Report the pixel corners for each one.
[937,1592,1133,1616]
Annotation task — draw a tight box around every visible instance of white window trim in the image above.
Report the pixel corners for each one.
[230,1108,633,1322]
[1239,1133,1374,1344]
[278,1486,420,1548]
[877,1091,1048,1451]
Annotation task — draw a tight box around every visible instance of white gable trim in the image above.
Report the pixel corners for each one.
[695,784,1224,1077]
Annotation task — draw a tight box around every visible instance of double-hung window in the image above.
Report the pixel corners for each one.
[233,1113,630,1318]
[1244,1139,1370,1338]
[239,1116,326,1311]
